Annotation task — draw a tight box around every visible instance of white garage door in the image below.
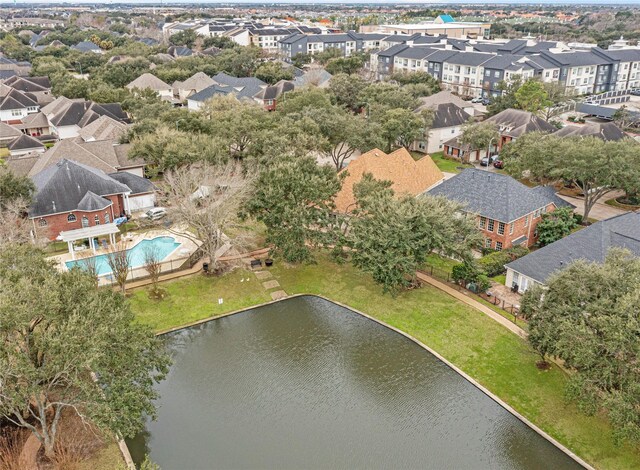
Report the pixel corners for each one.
[128,194,156,212]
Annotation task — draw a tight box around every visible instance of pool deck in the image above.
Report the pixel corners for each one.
[49,227,201,280]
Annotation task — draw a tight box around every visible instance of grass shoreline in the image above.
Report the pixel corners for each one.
[130,254,640,470]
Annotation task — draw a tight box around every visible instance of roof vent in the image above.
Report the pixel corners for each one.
[51,201,56,212]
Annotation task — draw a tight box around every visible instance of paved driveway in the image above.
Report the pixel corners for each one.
[558,194,629,221]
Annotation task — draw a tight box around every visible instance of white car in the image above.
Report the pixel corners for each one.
[141,207,167,221]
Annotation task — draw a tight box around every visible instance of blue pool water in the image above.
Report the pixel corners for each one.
[66,236,181,276]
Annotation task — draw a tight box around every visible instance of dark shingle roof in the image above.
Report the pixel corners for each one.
[486,109,556,137]
[77,191,111,211]
[430,103,471,129]
[30,159,131,217]
[506,212,640,284]
[108,171,156,195]
[554,123,627,141]
[426,168,571,223]
[8,134,44,151]
[211,72,266,99]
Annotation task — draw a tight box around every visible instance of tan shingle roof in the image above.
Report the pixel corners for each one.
[173,72,216,93]
[0,121,23,140]
[416,91,468,110]
[334,147,444,213]
[78,115,128,142]
[126,73,171,92]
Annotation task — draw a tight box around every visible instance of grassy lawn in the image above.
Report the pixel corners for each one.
[77,443,124,470]
[130,268,271,332]
[129,253,640,469]
[412,151,473,174]
[421,252,458,275]
[491,273,506,285]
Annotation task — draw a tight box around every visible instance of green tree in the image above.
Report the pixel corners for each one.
[328,73,368,111]
[253,61,294,85]
[486,75,523,116]
[536,206,578,246]
[377,108,425,152]
[169,29,198,48]
[0,169,35,208]
[502,133,640,220]
[459,120,500,162]
[515,79,552,114]
[203,36,237,49]
[0,245,170,459]
[246,156,343,263]
[525,249,640,443]
[347,182,480,294]
[325,54,366,75]
[291,53,312,69]
[359,82,418,116]
[389,71,440,95]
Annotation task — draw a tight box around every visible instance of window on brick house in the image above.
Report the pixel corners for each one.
[496,241,503,251]
[485,238,492,248]
[509,222,514,235]
[487,219,495,232]
[498,222,505,235]
[479,217,486,228]
[524,215,529,227]
[67,214,76,222]
[105,212,110,223]
[94,215,100,225]
[82,216,89,228]
[38,219,47,227]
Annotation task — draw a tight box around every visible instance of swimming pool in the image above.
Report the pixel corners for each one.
[66,236,181,276]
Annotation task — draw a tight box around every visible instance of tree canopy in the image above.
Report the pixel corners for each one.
[524,249,640,444]
[0,245,170,458]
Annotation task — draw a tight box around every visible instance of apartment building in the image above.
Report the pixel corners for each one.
[371,38,640,97]
[279,32,385,61]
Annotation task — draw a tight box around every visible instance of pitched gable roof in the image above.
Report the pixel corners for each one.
[429,103,471,129]
[77,191,112,211]
[126,73,171,92]
[0,121,24,140]
[427,168,573,223]
[173,71,216,93]
[335,147,444,213]
[211,72,267,99]
[8,133,44,151]
[30,159,130,217]
[553,122,627,141]
[485,108,556,137]
[78,115,128,142]
[416,91,468,110]
[506,212,640,284]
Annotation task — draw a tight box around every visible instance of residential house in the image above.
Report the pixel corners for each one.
[443,109,556,161]
[334,147,444,213]
[279,32,385,62]
[0,83,40,122]
[186,73,268,111]
[427,169,574,250]
[77,115,129,142]
[29,159,155,240]
[41,97,129,139]
[71,41,102,54]
[553,122,627,141]
[291,66,333,88]
[2,76,53,105]
[173,72,217,102]
[126,73,174,100]
[505,212,640,293]
[6,137,144,178]
[7,133,45,157]
[0,121,24,146]
[412,91,474,154]
[253,80,295,111]
[167,45,193,58]
[14,112,51,137]
[0,56,32,77]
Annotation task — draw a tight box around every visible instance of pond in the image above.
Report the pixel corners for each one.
[127,296,584,470]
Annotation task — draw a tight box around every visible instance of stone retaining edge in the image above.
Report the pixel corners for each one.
[149,293,593,470]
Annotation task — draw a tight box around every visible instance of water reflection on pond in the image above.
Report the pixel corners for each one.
[127,296,583,470]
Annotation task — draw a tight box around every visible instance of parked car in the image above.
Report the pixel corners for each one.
[493,157,504,169]
[141,207,167,220]
[471,97,483,103]
[480,155,499,167]
[481,98,491,106]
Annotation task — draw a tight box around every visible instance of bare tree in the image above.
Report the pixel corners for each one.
[142,245,162,296]
[75,253,99,287]
[105,242,131,294]
[163,162,255,273]
[0,198,41,249]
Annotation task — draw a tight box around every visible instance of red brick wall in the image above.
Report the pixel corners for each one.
[475,202,557,250]
[31,195,124,240]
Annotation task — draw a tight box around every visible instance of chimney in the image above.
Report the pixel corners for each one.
[465,46,473,52]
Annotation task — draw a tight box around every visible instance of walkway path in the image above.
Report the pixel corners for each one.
[253,267,287,300]
[415,271,527,339]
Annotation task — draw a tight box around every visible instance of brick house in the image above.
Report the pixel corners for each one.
[427,169,574,250]
[29,159,154,240]
[443,109,556,162]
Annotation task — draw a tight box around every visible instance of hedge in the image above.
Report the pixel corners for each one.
[477,246,529,277]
